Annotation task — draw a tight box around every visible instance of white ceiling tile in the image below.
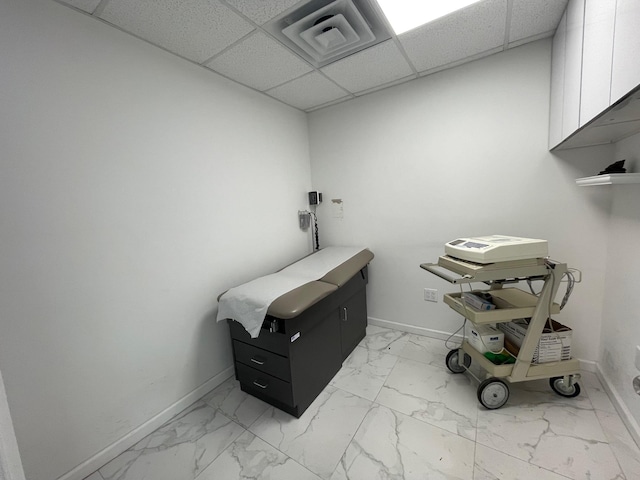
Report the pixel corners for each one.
[57,0,102,13]
[266,72,350,110]
[224,0,303,25]
[205,31,313,91]
[321,40,414,93]
[509,0,568,43]
[399,0,508,73]
[99,0,255,63]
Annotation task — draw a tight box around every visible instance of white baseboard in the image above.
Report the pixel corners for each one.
[579,359,598,373]
[368,316,464,342]
[57,366,235,480]
[595,364,640,449]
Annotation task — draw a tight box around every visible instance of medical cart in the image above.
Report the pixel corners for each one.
[421,254,581,409]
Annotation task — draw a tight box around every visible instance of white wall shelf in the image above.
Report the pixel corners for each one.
[576,173,640,186]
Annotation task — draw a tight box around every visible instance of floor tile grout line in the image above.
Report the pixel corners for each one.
[471,432,478,480]
[192,425,322,480]
[241,388,372,480]
[364,336,486,448]
[239,408,315,477]
[473,442,578,480]
[327,401,379,479]
[190,405,247,480]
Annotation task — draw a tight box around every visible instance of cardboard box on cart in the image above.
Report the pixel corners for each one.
[465,323,504,354]
[497,318,572,364]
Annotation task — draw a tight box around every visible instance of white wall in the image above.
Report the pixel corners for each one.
[600,132,640,436]
[0,1,312,479]
[308,40,613,363]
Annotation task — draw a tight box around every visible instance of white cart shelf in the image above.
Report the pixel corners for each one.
[443,288,560,325]
[421,256,581,409]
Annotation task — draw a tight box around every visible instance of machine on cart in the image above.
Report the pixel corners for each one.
[421,236,581,409]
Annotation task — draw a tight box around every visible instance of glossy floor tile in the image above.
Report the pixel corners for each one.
[84,325,639,480]
[357,324,410,354]
[395,332,460,370]
[98,402,245,480]
[197,431,322,480]
[331,404,475,480]
[202,375,271,428]
[376,356,480,440]
[329,345,398,401]
[249,385,372,479]
[476,400,621,479]
[473,443,569,480]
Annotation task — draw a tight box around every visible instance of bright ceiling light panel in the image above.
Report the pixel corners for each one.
[376,0,483,35]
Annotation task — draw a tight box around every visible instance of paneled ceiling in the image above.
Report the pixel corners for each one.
[55,0,569,112]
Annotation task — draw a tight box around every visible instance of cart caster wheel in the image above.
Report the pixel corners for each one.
[446,349,471,374]
[477,378,509,409]
[549,376,581,398]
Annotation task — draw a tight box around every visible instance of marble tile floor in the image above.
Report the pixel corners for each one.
[84,325,640,480]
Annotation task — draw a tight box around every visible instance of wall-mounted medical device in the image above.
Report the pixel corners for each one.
[299,191,323,250]
[298,210,311,230]
[308,191,323,205]
[445,235,548,264]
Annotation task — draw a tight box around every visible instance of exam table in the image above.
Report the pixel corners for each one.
[217,247,374,417]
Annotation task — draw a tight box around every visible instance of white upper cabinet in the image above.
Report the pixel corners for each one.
[611,0,640,102]
[580,0,616,126]
[549,0,640,149]
[562,0,585,138]
[549,11,567,149]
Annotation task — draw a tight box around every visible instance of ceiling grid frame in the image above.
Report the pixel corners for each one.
[218,0,358,105]
[53,0,570,112]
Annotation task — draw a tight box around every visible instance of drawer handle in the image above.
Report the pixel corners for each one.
[342,307,348,322]
[250,357,265,365]
[253,380,268,389]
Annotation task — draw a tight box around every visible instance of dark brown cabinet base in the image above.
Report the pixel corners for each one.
[227,267,369,418]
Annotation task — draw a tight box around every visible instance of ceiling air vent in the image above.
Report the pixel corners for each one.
[264,0,391,68]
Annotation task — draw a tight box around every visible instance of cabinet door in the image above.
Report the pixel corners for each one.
[339,292,367,360]
[580,0,616,126]
[562,0,585,138]
[611,0,640,103]
[549,10,567,149]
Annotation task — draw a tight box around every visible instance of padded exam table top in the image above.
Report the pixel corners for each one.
[268,248,374,319]
[217,247,374,336]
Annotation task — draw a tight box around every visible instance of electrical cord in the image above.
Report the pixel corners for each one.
[310,211,319,251]
[444,282,470,351]
[445,317,466,350]
[527,267,576,310]
[523,264,575,335]
[559,269,575,310]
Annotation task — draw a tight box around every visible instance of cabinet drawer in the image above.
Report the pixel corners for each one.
[233,341,291,382]
[236,362,293,406]
[227,319,289,356]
